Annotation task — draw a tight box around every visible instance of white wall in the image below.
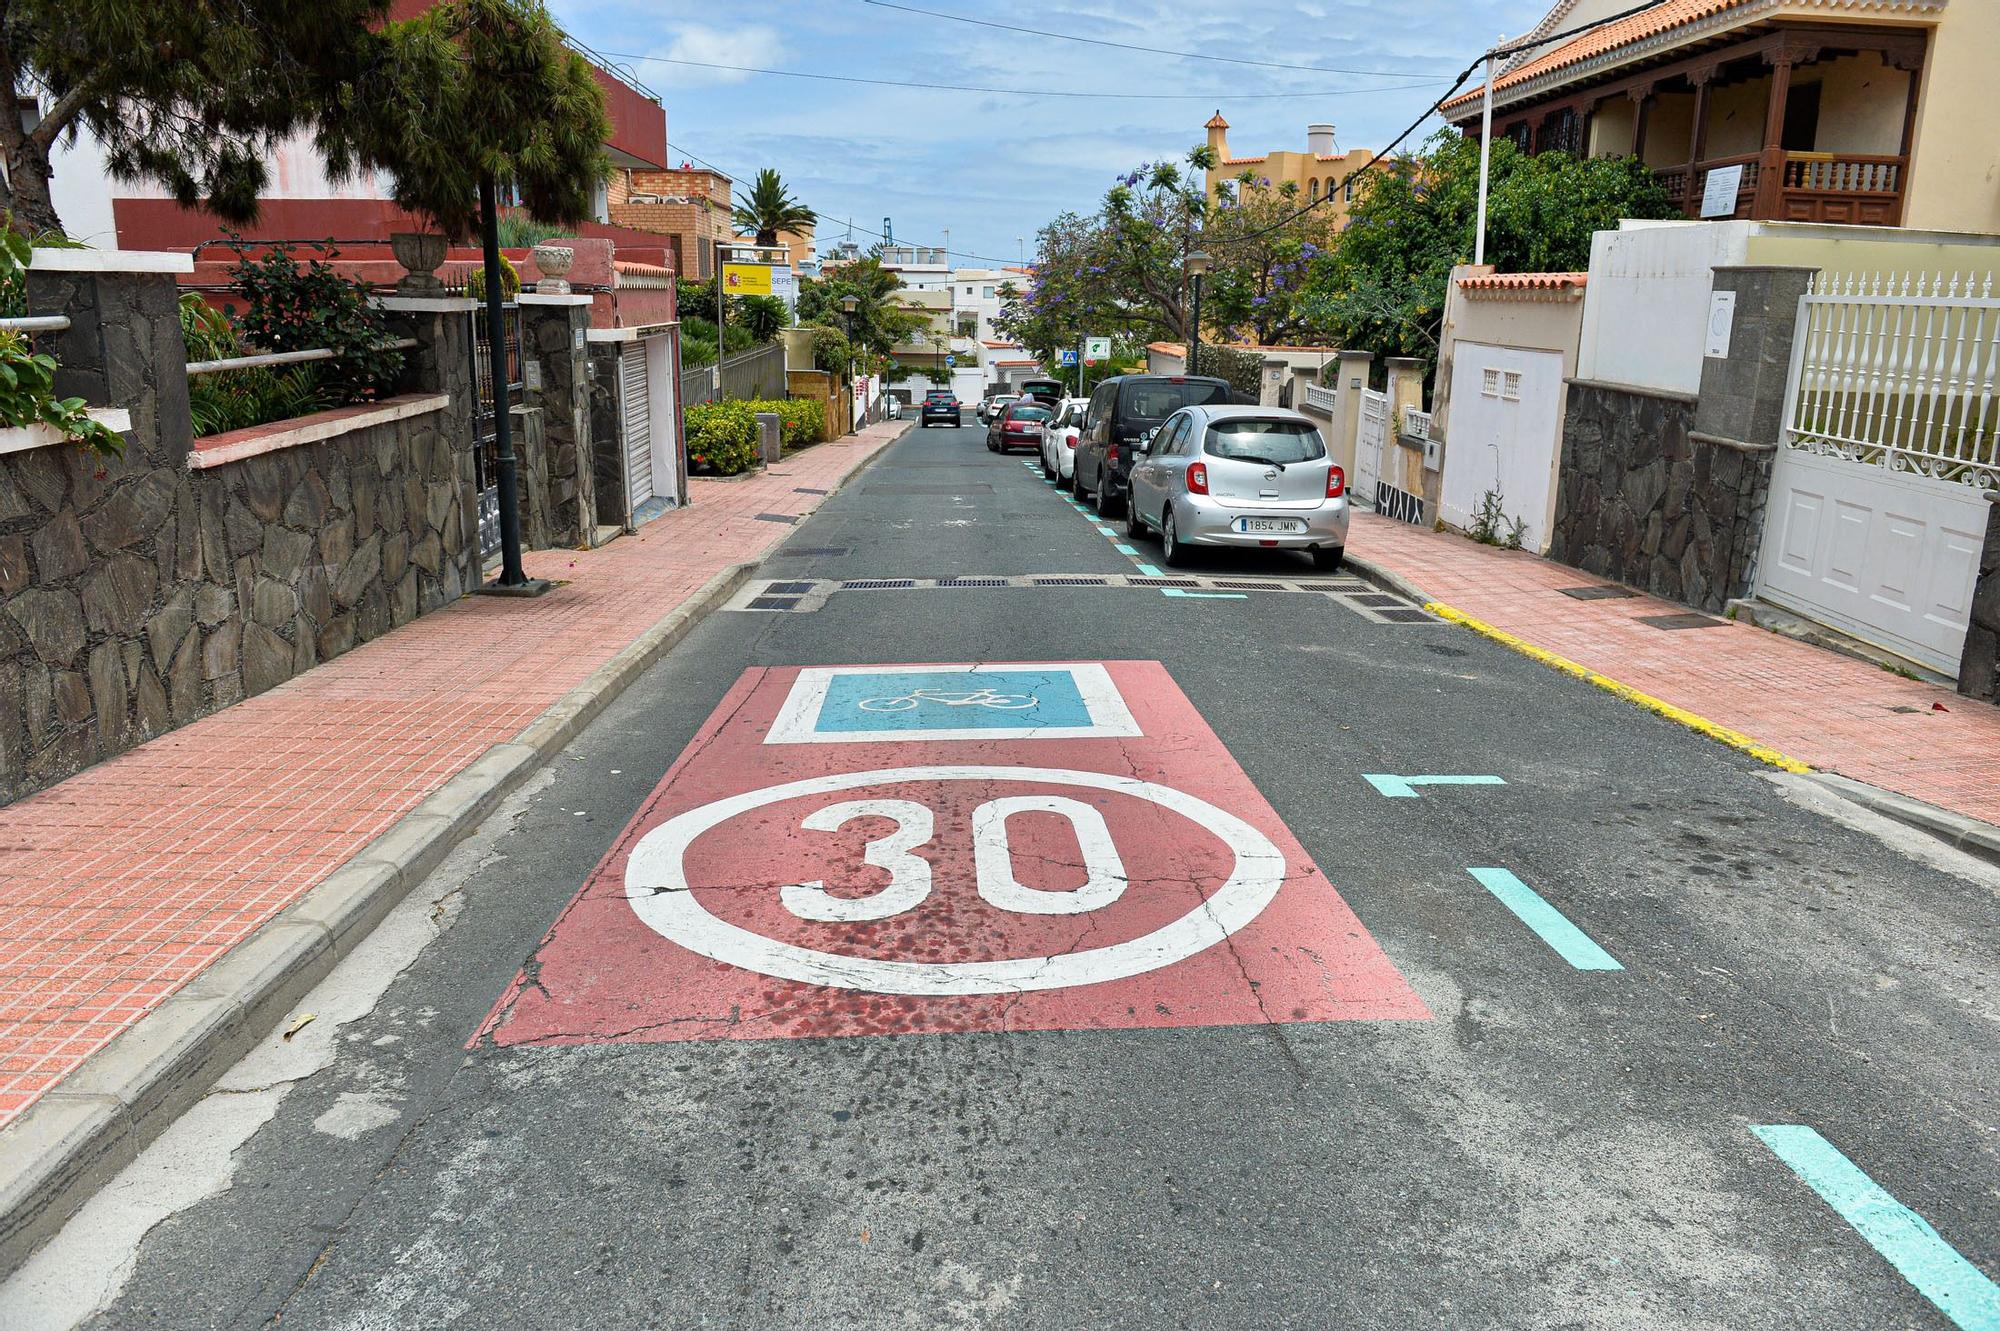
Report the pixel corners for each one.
[45,117,118,247]
[1575,220,1752,396]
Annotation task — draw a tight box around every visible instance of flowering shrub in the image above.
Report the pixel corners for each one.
[684,397,827,475]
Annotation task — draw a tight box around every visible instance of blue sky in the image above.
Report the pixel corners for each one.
[551,0,1528,266]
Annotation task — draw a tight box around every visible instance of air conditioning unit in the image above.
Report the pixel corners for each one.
[627,194,666,204]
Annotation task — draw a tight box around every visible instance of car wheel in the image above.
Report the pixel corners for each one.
[1312,545,1345,573]
[1161,508,1194,567]
[1124,493,1147,538]
[987,437,999,452]
[1094,475,1120,518]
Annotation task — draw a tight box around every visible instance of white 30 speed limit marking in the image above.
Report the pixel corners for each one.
[624,765,1287,996]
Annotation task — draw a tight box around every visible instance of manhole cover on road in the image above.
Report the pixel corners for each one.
[1352,593,1408,608]
[1559,584,1640,600]
[1376,608,1440,623]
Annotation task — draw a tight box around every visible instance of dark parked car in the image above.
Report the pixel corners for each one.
[986,400,1053,453]
[920,389,962,427]
[1072,374,1233,515]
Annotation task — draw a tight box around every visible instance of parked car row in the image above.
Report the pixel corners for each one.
[1025,374,1349,571]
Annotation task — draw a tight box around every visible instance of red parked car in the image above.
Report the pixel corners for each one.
[986,400,1053,454]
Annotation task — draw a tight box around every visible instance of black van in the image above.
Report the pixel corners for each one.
[1019,378,1066,407]
[1073,374,1233,514]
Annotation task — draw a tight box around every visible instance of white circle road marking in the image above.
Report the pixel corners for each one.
[625,765,1287,996]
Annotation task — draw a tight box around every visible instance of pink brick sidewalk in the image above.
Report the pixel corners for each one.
[0,423,906,1124]
[1352,512,2000,828]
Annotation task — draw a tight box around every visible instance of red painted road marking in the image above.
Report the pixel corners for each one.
[476,662,1427,1045]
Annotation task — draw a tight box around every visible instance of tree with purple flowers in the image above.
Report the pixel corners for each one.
[1203,173,1343,346]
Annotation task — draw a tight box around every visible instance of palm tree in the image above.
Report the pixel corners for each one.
[731,168,817,248]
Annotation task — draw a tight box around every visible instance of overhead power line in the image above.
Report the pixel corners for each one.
[861,0,1457,80]
[1220,0,1673,245]
[601,51,1446,101]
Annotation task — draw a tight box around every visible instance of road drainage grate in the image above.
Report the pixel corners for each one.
[1559,584,1639,600]
[754,512,798,524]
[1375,608,1439,623]
[937,578,1010,587]
[764,581,817,595]
[1032,577,1109,586]
[747,596,801,610]
[839,578,918,589]
[1352,593,1409,608]
[1129,577,1201,588]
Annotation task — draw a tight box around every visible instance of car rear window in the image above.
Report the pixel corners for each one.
[1204,420,1327,463]
[926,391,953,400]
[1009,405,1053,421]
[1122,380,1232,424]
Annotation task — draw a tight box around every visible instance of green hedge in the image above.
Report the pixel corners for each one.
[685,397,827,476]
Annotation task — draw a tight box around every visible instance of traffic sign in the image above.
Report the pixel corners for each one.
[945,355,955,367]
[1058,349,1078,366]
[1085,336,1111,359]
[478,661,1427,1046]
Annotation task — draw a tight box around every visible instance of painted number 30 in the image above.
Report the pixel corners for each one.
[779,797,1127,923]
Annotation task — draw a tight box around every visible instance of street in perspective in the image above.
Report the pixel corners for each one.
[0,2,1996,1329]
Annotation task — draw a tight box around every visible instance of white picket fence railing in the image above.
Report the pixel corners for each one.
[1302,382,1338,415]
[1784,270,2000,490]
[1402,405,1433,441]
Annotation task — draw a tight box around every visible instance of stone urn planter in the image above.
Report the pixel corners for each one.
[389,232,448,292]
[531,243,575,294]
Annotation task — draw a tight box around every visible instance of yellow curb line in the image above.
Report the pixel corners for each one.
[1423,600,1814,774]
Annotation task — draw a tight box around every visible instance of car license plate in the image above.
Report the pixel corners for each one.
[1236,517,1306,534]
[1020,425,1042,436]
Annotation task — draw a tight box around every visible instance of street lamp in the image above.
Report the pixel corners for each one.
[1185,250,1211,378]
[839,293,860,424]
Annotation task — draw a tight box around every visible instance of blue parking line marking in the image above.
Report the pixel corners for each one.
[1466,867,1622,971]
[1752,1125,2000,1330]
[1114,543,1139,556]
[1135,563,1165,577]
[1365,774,1508,799]
[1162,588,1247,600]
[1093,526,1116,537]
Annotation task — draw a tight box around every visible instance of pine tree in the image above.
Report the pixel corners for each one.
[0,0,381,235]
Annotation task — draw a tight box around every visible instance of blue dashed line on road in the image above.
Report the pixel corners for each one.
[1467,867,1622,971]
[1753,1125,2000,1331]
[1135,563,1165,577]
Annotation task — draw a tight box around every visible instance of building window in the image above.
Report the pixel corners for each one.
[1309,178,1319,199]
[1481,368,1501,398]
[982,286,995,298]
[1502,371,1522,401]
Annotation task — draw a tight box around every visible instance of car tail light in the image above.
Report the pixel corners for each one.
[1187,462,1209,495]
[1064,432,1076,448]
[1105,442,1119,465]
[1327,465,1346,498]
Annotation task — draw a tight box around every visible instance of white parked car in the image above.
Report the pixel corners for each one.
[1123,404,1349,571]
[1039,397,1090,483]
[976,392,1018,424]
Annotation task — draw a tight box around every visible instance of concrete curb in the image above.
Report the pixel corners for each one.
[1343,551,1434,605]
[0,558,756,1277]
[1807,773,2000,868]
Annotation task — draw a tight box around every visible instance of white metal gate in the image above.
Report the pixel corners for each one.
[643,333,682,507]
[620,343,654,512]
[1439,344,1566,553]
[1756,272,1999,675]
[1354,389,1389,511]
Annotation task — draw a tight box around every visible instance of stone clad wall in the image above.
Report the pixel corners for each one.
[1963,498,1999,704]
[1,263,482,804]
[1546,380,1774,612]
[0,404,477,802]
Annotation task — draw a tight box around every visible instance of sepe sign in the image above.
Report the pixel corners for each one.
[477,662,1427,1046]
[722,262,774,296]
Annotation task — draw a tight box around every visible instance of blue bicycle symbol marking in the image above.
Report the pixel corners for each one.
[856,687,1041,714]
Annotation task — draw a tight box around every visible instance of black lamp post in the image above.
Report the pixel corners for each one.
[839,293,860,424]
[473,174,549,597]
[1185,249,1211,379]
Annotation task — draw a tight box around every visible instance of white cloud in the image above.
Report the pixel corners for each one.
[650,23,786,87]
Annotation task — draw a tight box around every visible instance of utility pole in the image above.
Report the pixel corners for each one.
[1475,38,1502,266]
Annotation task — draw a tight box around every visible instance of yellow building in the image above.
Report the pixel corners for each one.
[1201,114,1375,222]
[1440,0,1998,235]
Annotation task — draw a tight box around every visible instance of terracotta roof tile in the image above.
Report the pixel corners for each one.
[1205,111,1230,129]
[1459,271,1588,292]
[1442,0,1758,113]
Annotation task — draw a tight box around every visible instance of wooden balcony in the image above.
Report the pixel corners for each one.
[1654,149,1905,227]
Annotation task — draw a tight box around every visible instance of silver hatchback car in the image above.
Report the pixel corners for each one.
[1123,404,1349,571]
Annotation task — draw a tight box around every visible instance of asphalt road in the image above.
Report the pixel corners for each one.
[25,421,1998,1330]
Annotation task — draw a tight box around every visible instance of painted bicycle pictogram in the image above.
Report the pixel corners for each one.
[856,686,1039,713]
